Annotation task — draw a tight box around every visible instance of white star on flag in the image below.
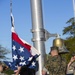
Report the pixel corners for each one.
[9,63,11,66]
[15,65,18,68]
[28,57,33,61]
[12,45,16,50]
[19,62,23,65]
[13,55,18,60]
[32,61,36,66]
[22,61,26,65]
[19,47,24,52]
[19,56,24,61]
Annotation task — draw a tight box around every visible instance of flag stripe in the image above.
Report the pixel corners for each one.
[12,32,31,51]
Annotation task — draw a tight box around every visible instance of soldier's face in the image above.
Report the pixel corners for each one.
[51,50,58,56]
[0,65,3,72]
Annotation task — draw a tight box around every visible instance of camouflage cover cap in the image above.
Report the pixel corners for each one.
[50,46,59,52]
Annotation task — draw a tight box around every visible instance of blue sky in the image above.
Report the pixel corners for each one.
[0,0,74,59]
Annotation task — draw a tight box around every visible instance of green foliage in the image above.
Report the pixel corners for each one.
[63,17,75,37]
[0,45,10,60]
[61,37,75,63]
[62,17,75,63]
[4,68,14,75]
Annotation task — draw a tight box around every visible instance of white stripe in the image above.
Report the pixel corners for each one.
[20,38,40,55]
[11,27,15,32]
[31,46,40,55]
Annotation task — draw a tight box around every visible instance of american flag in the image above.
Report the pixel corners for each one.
[4,13,40,70]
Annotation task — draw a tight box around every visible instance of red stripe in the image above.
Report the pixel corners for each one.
[12,32,31,51]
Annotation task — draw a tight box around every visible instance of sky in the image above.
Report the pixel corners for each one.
[0,0,74,59]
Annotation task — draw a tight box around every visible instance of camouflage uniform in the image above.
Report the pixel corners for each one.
[0,72,7,75]
[44,55,67,75]
[68,62,75,75]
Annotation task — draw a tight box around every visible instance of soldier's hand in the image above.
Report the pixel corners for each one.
[14,66,21,75]
[70,57,75,62]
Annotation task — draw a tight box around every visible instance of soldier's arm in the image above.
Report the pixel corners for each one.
[68,57,75,68]
[42,54,51,75]
[42,58,50,75]
[66,57,75,74]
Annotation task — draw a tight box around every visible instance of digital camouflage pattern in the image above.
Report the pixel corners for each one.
[0,72,7,75]
[68,62,75,74]
[44,55,67,75]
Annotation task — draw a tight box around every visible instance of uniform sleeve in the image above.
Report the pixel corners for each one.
[43,56,51,74]
[44,59,50,70]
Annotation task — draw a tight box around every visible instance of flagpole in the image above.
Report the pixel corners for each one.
[10,0,14,27]
[30,0,46,75]
[10,0,12,14]
[73,0,75,21]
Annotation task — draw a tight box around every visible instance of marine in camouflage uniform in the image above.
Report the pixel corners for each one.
[44,55,67,75]
[43,46,67,75]
[67,54,75,75]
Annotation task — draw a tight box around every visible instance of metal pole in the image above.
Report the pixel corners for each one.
[30,0,46,75]
[73,0,75,21]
